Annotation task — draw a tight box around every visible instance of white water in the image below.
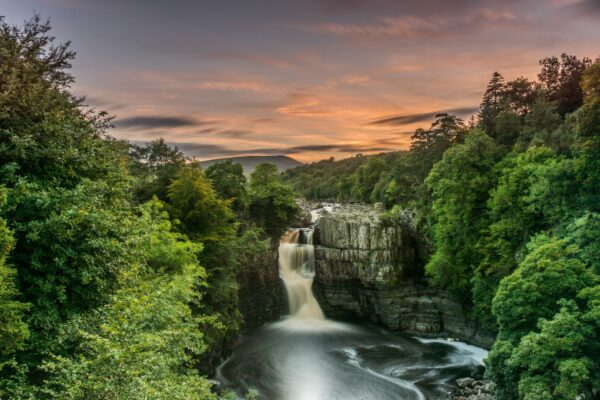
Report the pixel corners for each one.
[217,204,489,399]
[278,228,325,320]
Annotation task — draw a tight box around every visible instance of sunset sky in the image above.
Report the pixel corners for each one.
[2,0,599,162]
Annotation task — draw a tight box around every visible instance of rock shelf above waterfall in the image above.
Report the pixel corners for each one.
[310,202,424,283]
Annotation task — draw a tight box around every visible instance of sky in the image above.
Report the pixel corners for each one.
[2,0,599,162]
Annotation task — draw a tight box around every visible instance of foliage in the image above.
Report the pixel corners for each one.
[491,236,595,341]
[168,165,236,242]
[425,131,501,302]
[204,160,249,216]
[282,113,466,209]
[249,163,298,239]
[487,235,598,400]
[0,16,237,399]
[538,53,592,115]
[5,178,141,355]
[562,212,600,273]
[509,295,599,400]
[129,138,186,203]
[0,187,29,362]
[0,15,125,188]
[37,204,219,399]
[167,165,241,374]
[473,147,578,324]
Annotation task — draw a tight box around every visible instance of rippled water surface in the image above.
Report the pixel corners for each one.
[216,318,486,400]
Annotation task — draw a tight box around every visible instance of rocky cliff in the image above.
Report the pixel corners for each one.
[236,249,286,328]
[311,203,495,348]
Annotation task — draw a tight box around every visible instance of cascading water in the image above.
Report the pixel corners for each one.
[278,228,324,320]
[217,204,488,400]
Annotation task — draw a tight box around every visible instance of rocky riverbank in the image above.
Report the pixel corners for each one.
[450,378,496,400]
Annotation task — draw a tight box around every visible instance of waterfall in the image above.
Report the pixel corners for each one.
[278,228,325,320]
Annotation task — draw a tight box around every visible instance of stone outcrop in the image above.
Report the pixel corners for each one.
[236,249,286,329]
[310,203,495,348]
[450,378,496,399]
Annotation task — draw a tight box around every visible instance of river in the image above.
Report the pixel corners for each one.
[217,219,487,400]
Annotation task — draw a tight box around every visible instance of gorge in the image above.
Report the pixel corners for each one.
[220,203,492,399]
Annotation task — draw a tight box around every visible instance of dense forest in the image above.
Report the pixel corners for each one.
[284,53,600,398]
[1,15,599,400]
[0,16,298,399]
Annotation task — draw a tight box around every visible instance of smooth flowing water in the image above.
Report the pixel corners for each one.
[217,226,487,399]
[278,228,324,320]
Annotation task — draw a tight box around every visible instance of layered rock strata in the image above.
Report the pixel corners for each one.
[311,203,494,348]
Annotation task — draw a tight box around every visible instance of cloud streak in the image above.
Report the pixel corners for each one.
[116,115,211,130]
[370,107,478,125]
[313,9,518,39]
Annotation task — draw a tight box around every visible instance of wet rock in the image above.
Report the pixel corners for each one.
[207,379,222,393]
[292,203,312,227]
[236,248,285,329]
[450,377,496,400]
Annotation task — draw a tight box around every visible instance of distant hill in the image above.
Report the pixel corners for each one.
[200,155,302,175]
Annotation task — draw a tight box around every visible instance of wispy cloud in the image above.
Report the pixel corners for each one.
[116,115,212,130]
[276,93,334,117]
[312,9,518,39]
[194,80,273,92]
[370,107,478,125]
[198,52,296,70]
[566,0,600,14]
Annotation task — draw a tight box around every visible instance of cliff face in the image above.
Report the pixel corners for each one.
[236,249,286,329]
[311,204,495,348]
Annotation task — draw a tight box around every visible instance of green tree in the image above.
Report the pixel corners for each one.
[562,212,600,273]
[518,98,563,151]
[0,14,136,356]
[479,72,506,135]
[493,107,523,148]
[503,77,538,116]
[0,15,126,188]
[508,292,599,400]
[410,113,466,162]
[0,187,29,362]
[491,235,595,341]
[168,165,236,242]
[249,163,298,239]
[167,166,241,373]
[350,157,387,202]
[489,285,599,400]
[425,130,501,302]
[38,201,219,399]
[129,139,186,203]
[572,63,600,212]
[204,160,248,217]
[538,53,592,116]
[474,146,579,324]
[487,236,598,400]
[5,178,142,354]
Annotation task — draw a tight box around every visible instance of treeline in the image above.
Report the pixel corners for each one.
[286,55,600,398]
[0,16,297,399]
